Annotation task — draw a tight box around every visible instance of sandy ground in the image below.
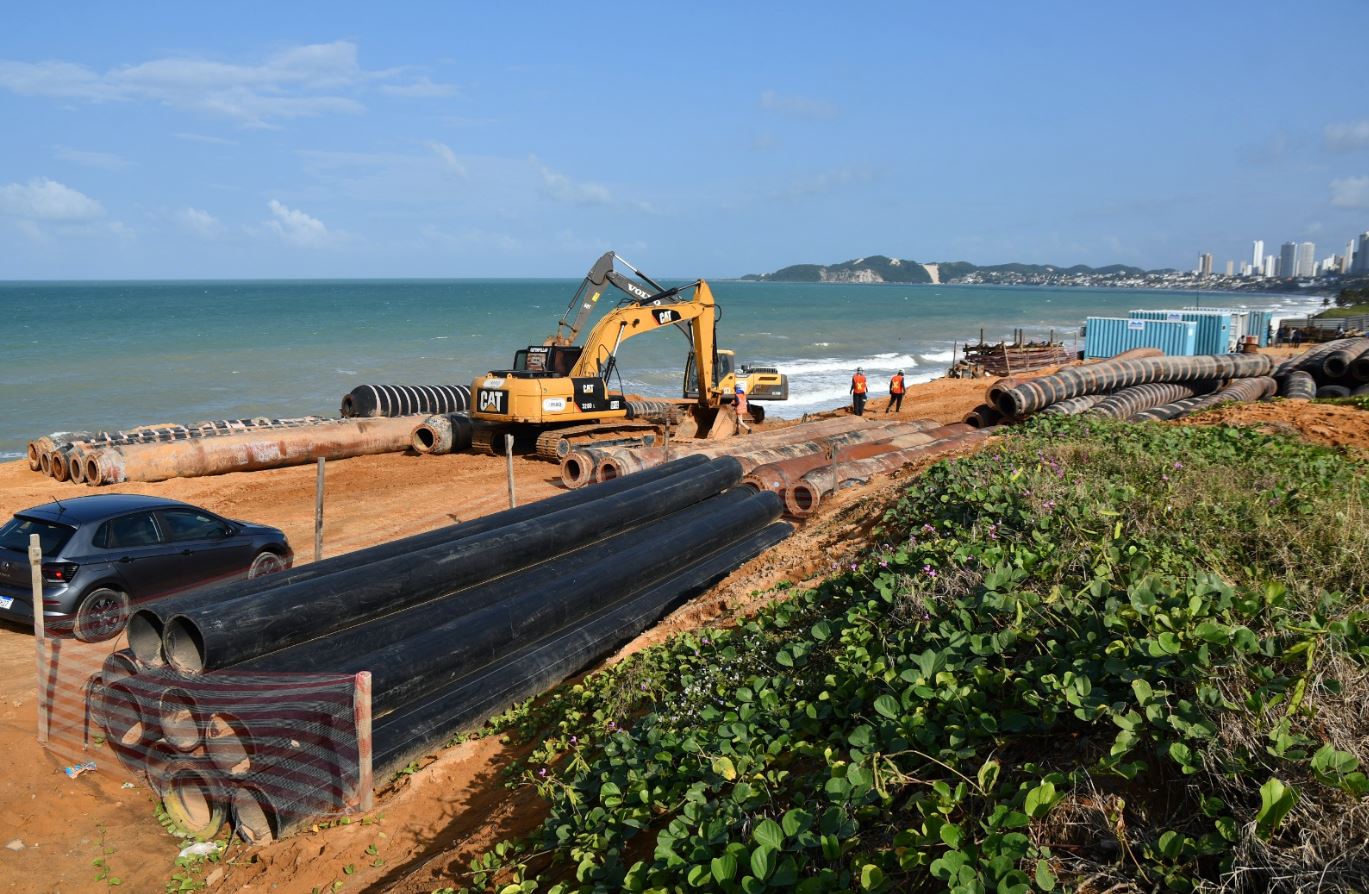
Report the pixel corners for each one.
[0,351,1359,893]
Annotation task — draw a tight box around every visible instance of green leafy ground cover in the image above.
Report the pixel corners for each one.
[441,418,1368,894]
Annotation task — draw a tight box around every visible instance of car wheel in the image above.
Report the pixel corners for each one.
[247,551,286,579]
[73,588,131,643]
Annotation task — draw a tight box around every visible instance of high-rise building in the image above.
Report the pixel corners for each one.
[1241,261,1252,277]
[1199,253,1213,276]
[1279,242,1297,278]
[1354,232,1369,275]
[1225,260,1234,276]
[1297,242,1316,278]
[1346,239,1358,274]
[1252,240,1264,270]
[1264,255,1277,278]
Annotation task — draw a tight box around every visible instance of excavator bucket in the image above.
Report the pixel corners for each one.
[691,404,738,440]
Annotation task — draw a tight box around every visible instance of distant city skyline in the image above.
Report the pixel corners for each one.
[1198,223,1367,280]
[2,3,1368,279]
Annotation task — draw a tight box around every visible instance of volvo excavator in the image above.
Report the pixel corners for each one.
[469,251,788,457]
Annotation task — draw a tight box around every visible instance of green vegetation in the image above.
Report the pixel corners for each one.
[441,418,1368,893]
[1319,302,1369,319]
[743,256,932,284]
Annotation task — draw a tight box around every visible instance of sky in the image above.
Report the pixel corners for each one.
[1,2,1367,280]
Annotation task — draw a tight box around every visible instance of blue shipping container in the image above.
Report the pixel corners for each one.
[1084,317,1197,359]
[1181,306,1271,346]
[1129,309,1232,354]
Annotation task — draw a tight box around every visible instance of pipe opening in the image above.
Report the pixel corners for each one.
[789,484,818,515]
[159,687,203,751]
[39,452,53,477]
[164,616,206,674]
[165,769,224,839]
[231,786,276,843]
[127,611,166,665]
[84,455,102,485]
[205,712,254,776]
[413,426,438,452]
[561,455,591,488]
[26,442,39,468]
[598,460,622,481]
[100,651,139,689]
[97,682,150,748]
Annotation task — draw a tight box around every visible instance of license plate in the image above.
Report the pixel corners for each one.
[0,596,13,610]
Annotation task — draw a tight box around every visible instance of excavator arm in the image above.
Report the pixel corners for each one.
[546,251,668,346]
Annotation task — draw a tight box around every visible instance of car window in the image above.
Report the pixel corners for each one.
[101,512,162,549]
[158,509,231,542]
[0,516,75,554]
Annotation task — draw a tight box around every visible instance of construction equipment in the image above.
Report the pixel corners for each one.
[469,252,788,457]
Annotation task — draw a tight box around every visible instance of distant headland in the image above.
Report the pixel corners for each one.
[738,254,1350,294]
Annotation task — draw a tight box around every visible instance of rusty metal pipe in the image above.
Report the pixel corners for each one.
[83,416,424,485]
[561,449,599,488]
[742,424,973,496]
[786,430,997,517]
[996,354,1274,417]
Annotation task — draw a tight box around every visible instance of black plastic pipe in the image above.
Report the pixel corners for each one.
[339,384,470,418]
[1277,370,1317,400]
[996,354,1273,418]
[128,453,712,662]
[236,488,781,717]
[1317,385,1352,398]
[1274,338,1358,378]
[1320,338,1369,380]
[1039,394,1107,416]
[1353,353,1369,384]
[371,519,794,775]
[1133,377,1276,421]
[1084,381,1217,420]
[162,457,744,673]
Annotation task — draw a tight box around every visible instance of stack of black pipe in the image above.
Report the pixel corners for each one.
[110,455,788,841]
[1273,337,1369,398]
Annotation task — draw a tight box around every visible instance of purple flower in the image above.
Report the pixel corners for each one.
[1173,461,1183,470]
[879,559,889,568]
[538,767,548,778]
[1044,500,1056,510]
[922,565,938,578]
[570,736,578,745]
[850,562,858,571]
[921,524,935,534]
[1161,474,1169,482]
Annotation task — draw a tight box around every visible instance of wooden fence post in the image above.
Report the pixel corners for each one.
[505,435,517,508]
[314,457,326,563]
[352,671,373,811]
[29,533,48,745]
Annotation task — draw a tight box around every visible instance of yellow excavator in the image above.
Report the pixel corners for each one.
[469,252,788,456]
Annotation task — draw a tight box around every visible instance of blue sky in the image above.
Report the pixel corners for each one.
[2,2,1367,279]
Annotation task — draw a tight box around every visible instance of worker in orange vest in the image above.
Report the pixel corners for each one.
[850,367,868,416]
[885,369,906,414]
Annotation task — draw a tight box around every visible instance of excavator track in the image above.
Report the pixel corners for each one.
[471,425,515,456]
[534,422,659,460]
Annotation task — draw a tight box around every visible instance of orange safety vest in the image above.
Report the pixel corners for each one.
[851,374,867,394]
[890,374,905,395]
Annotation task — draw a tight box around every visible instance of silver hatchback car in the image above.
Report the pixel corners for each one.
[0,494,291,641]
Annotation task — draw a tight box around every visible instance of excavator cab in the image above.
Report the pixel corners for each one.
[509,345,583,377]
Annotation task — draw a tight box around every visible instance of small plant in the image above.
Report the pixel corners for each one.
[91,825,122,887]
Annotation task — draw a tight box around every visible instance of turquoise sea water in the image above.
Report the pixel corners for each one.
[0,279,1325,458]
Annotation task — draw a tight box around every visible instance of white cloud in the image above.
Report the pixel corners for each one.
[0,177,103,220]
[534,158,612,205]
[264,199,333,246]
[382,77,458,97]
[1330,176,1369,209]
[426,141,467,176]
[55,146,131,170]
[175,207,222,238]
[759,90,836,118]
[0,41,384,127]
[1325,120,1369,152]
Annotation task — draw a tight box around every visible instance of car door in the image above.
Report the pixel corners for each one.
[155,508,256,591]
[100,511,177,598]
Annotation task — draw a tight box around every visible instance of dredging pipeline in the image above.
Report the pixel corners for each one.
[160,458,745,674]
[785,429,998,517]
[409,413,474,455]
[1319,337,1369,380]
[339,385,470,418]
[126,454,714,663]
[994,354,1273,418]
[82,416,423,485]
[1083,381,1219,420]
[1277,370,1317,400]
[741,423,974,497]
[1132,377,1277,421]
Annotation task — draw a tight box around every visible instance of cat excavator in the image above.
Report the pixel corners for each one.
[469,251,788,457]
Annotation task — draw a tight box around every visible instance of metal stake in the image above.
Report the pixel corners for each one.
[29,533,48,745]
[505,435,517,508]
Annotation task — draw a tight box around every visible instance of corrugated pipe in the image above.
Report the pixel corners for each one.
[1277,370,1317,400]
[995,354,1273,418]
[159,458,744,674]
[1084,381,1220,420]
[785,429,996,517]
[1317,385,1352,398]
[625,399,683,424]
[983,379,1019,412]
[1353,353,1369,384]
[741,424,973,497]
[962,404,1004,428]
[591,419,946,482]
[83,416,422,486]
[126,454,712,664]
[1040,394,1108,416]
[1109,347,1166,362]
[410,413,474,455]
[1132,377,1277,421]
[1354,383,1369,396]
[1320,338,1369,380]
[339,384,470,418]
[1273,338,1359,378]
[369,520,793,779]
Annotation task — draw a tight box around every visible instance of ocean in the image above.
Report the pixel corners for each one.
[0,279,1326,458]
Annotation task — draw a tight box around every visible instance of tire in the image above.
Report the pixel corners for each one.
[247,550,286,579]
[73,587,131,643]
